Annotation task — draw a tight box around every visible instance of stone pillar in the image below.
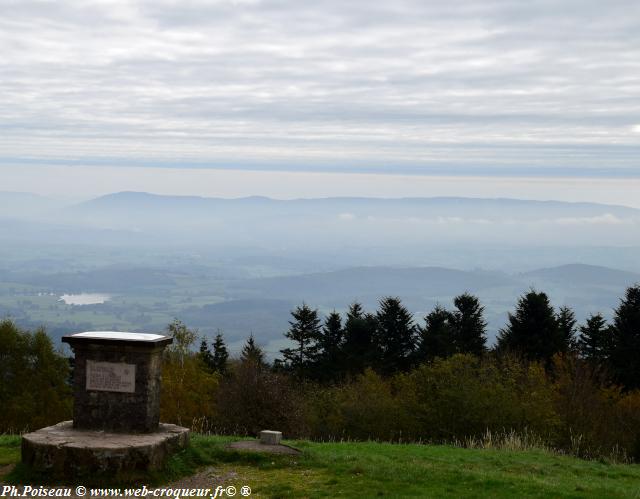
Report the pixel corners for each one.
[62,332,172,433]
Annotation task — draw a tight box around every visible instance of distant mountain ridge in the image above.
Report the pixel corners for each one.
[78,191,640,216]
[2,190,638,219]
[523,263,640,287]
[71,192,640,238]
[3,191,640,271]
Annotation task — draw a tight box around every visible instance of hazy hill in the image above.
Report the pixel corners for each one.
[0,191,64,218]
[74,191,640,224]
[0,218,153,246]
[180,298,296,343]
[523,264,640,288]
[2,192,639,268]
[229,266,516,306]
[55,191,640,255]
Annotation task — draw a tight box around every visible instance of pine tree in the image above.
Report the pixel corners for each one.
[577,313,612,363]
[451,293,487,355]
[496,290,563,363]
[609,285,640,389]
[342,302,377,376]
[556,306,578,352]
[199,338,215,372]
[316,311,345,381]
[374,296,416,374]
[211,332,229,376]
[240,333,266,367]
[417,305,456,362]
[279,303,322,378]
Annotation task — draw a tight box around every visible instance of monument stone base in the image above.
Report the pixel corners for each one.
[22,421,189,478]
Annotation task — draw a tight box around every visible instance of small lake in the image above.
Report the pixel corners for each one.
[59,293,111,305]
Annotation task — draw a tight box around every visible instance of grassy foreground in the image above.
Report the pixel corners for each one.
[2,434,640,497]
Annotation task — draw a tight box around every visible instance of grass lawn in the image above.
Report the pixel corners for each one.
[0,436,21,467]
[2,434,640,497]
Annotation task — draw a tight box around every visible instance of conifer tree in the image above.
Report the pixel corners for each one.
[374,296,416,374]
[556,306,578,352]
[342,302,377,376]
[240,333,266,367]
[279,303,322,378]
[577,313,612,364]
[496,290,562,363]
[451,293,487,355]
[417,305,456,362]
[609,285,640,388]
[199,338,215,372]
[316,311,345,381]
[211,332,229,376]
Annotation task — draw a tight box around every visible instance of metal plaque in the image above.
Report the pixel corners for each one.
[86,360,136,393]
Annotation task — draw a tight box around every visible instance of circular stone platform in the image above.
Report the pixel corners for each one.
[22,421,189,478]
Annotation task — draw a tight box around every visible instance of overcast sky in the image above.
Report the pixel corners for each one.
[1,0,639,201]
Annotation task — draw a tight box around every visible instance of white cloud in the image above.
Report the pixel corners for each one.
[338,212,356,220]
[435,216,464,225]
[354,215,489,225]
[553,214,632,226]
[0,1,639,177]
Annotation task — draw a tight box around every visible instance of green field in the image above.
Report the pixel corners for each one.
[2,435,640,497]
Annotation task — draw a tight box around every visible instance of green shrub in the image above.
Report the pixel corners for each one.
[306,369,409,441]
[160,353,220,430]
[552,354,640,461]
[0,320,72,433]
[397,354,559,442]
[215,359,306,437]
[305,354,560,445]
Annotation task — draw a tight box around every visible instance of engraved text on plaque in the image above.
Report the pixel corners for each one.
[86,360,136,393]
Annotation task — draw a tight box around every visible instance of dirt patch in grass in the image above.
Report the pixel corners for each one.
[227,440,301,455]
[0,464,16,480]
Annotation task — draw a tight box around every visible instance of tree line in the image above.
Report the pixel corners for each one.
[181,285,640,461]
[200,285,639,389]
[133,283,640,405]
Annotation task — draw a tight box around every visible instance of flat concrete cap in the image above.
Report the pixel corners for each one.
[63,331,173,347]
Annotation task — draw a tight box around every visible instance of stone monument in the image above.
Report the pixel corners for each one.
[21,332,189,478]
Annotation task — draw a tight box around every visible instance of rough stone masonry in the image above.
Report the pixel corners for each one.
[62,332,173,433]
[21,331,189,477]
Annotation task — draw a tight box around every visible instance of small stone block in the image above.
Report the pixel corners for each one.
[260,430,282,445]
